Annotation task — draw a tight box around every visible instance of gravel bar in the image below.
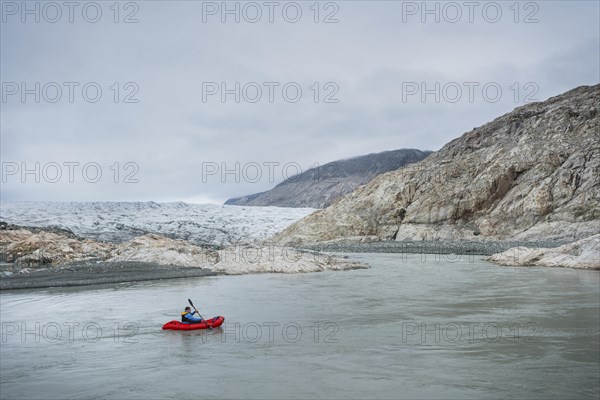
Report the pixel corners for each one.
[299,240,568,256]
[0,261,219,290]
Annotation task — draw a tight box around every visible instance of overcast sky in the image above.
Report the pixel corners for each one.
[1,0,598,204]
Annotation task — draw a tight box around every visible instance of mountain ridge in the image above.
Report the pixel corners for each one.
[225,148,432,208]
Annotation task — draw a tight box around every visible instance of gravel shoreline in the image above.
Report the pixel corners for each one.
[0,239,578,290]
[0,261,219,291]
[298,239,568,256]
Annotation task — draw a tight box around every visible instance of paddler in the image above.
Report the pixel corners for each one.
[181,306,204,324]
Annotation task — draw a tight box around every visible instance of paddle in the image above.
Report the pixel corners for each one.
[188,298,212,330]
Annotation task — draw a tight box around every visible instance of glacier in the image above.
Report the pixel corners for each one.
[0,201,316,247]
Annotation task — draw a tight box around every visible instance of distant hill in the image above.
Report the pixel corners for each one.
[225,149,433,208]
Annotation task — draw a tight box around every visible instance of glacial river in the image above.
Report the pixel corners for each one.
[1,254,598,399]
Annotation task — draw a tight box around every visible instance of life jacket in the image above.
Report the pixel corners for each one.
[181,311,193,323]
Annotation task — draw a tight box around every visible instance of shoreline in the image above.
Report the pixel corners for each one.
[298,239,568,256]
[0,261,220,291]
[3,238,594,290]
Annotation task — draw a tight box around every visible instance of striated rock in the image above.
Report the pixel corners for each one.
[0,229,113,266]
[225,149,432,208]
[487,234,599,270]
[108,234,218,268]
[274,85,600,245]
[0,228,366,275]
[212,246,367,274]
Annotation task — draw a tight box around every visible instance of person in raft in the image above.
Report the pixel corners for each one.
[181,306,204,324]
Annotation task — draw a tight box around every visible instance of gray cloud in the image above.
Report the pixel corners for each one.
[1,1,598,203]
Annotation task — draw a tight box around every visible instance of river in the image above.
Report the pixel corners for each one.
[1,253,598,399]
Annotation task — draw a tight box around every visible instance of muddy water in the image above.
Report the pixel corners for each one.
[1,254,598,399]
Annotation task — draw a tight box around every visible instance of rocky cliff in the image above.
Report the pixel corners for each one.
[225,149,432,208]
[275,85,600,244]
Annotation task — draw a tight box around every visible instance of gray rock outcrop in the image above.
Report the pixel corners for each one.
[274,85,600,245]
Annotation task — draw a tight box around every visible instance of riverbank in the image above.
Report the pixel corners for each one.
[298,239,568,256]
[299,238,599,270]
[0,225,368,290]
[2,224,596,291]
[0,261,219,290]
[298,237,599,270]
[487,234,600,270]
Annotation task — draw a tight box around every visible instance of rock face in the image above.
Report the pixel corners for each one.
[275,85,600,244]
[0,228,366,275]
[108,234,218,268]
[225,149,432,208]
[487,234,599,270]
[0,228,113,267]
[211,246,365,274]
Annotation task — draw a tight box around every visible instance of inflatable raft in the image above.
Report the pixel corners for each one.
[162,316,225,330]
